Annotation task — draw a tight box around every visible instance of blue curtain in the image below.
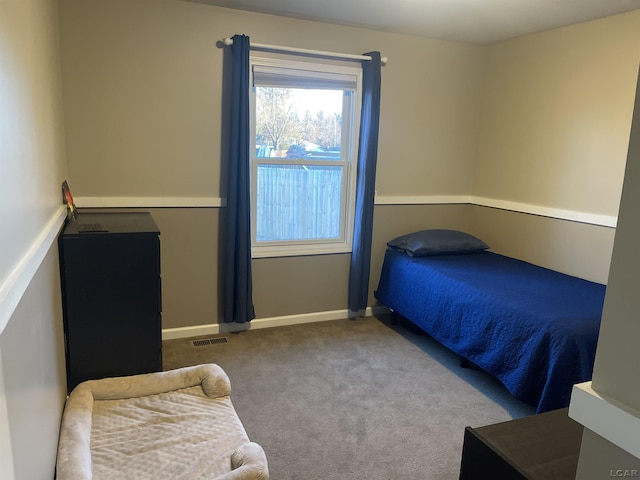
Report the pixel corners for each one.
[348,52,382,315]
[223,34,255,324]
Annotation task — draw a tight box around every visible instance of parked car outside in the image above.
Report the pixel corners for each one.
[286,144,341,160]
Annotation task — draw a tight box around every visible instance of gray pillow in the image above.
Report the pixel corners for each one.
[387,229,489,257]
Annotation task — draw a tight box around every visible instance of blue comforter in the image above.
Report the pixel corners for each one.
[374,249,606,413]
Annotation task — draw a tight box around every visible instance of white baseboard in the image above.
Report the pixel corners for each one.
[162,305,391,340]
[569,381,640,460]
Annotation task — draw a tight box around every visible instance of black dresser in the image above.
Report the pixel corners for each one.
[59,212,163,393]
[459,408,583,479]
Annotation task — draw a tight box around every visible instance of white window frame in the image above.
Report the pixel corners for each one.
[249,56,362,258]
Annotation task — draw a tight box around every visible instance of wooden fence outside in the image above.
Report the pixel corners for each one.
[256,164,343,241]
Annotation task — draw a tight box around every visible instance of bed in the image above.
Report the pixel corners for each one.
[374,230,606,413]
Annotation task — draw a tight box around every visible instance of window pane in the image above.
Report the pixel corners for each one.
[255,87,343,161]
[256,164,343,242]
[250,58,361,254]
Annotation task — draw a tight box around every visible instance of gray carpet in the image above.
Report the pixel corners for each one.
[163,315,535,479]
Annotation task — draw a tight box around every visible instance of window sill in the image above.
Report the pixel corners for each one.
[251,244,352,258]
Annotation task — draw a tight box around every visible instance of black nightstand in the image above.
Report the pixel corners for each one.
[460,408,583,479]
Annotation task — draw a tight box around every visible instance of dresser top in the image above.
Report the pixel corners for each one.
[62,212,160,236]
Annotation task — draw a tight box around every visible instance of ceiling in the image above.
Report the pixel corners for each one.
[187,0,640,44]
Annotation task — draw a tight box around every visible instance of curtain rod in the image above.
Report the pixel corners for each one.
[222,37,387,65]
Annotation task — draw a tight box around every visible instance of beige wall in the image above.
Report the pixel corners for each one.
[59,0,484,199]
[574,64,640,478]
[469,206,615,283]
[474,10,640,217]
[0,0,68,478]
[592,63,640,410]
[470,10,640,283]
[57,1,640,330]
[58,0,485,328]
[577,429,640,479]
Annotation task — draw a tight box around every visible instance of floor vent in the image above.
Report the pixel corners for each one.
[192,337,228,347]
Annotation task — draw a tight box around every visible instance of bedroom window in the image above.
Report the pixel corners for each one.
[250,56,362,257]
